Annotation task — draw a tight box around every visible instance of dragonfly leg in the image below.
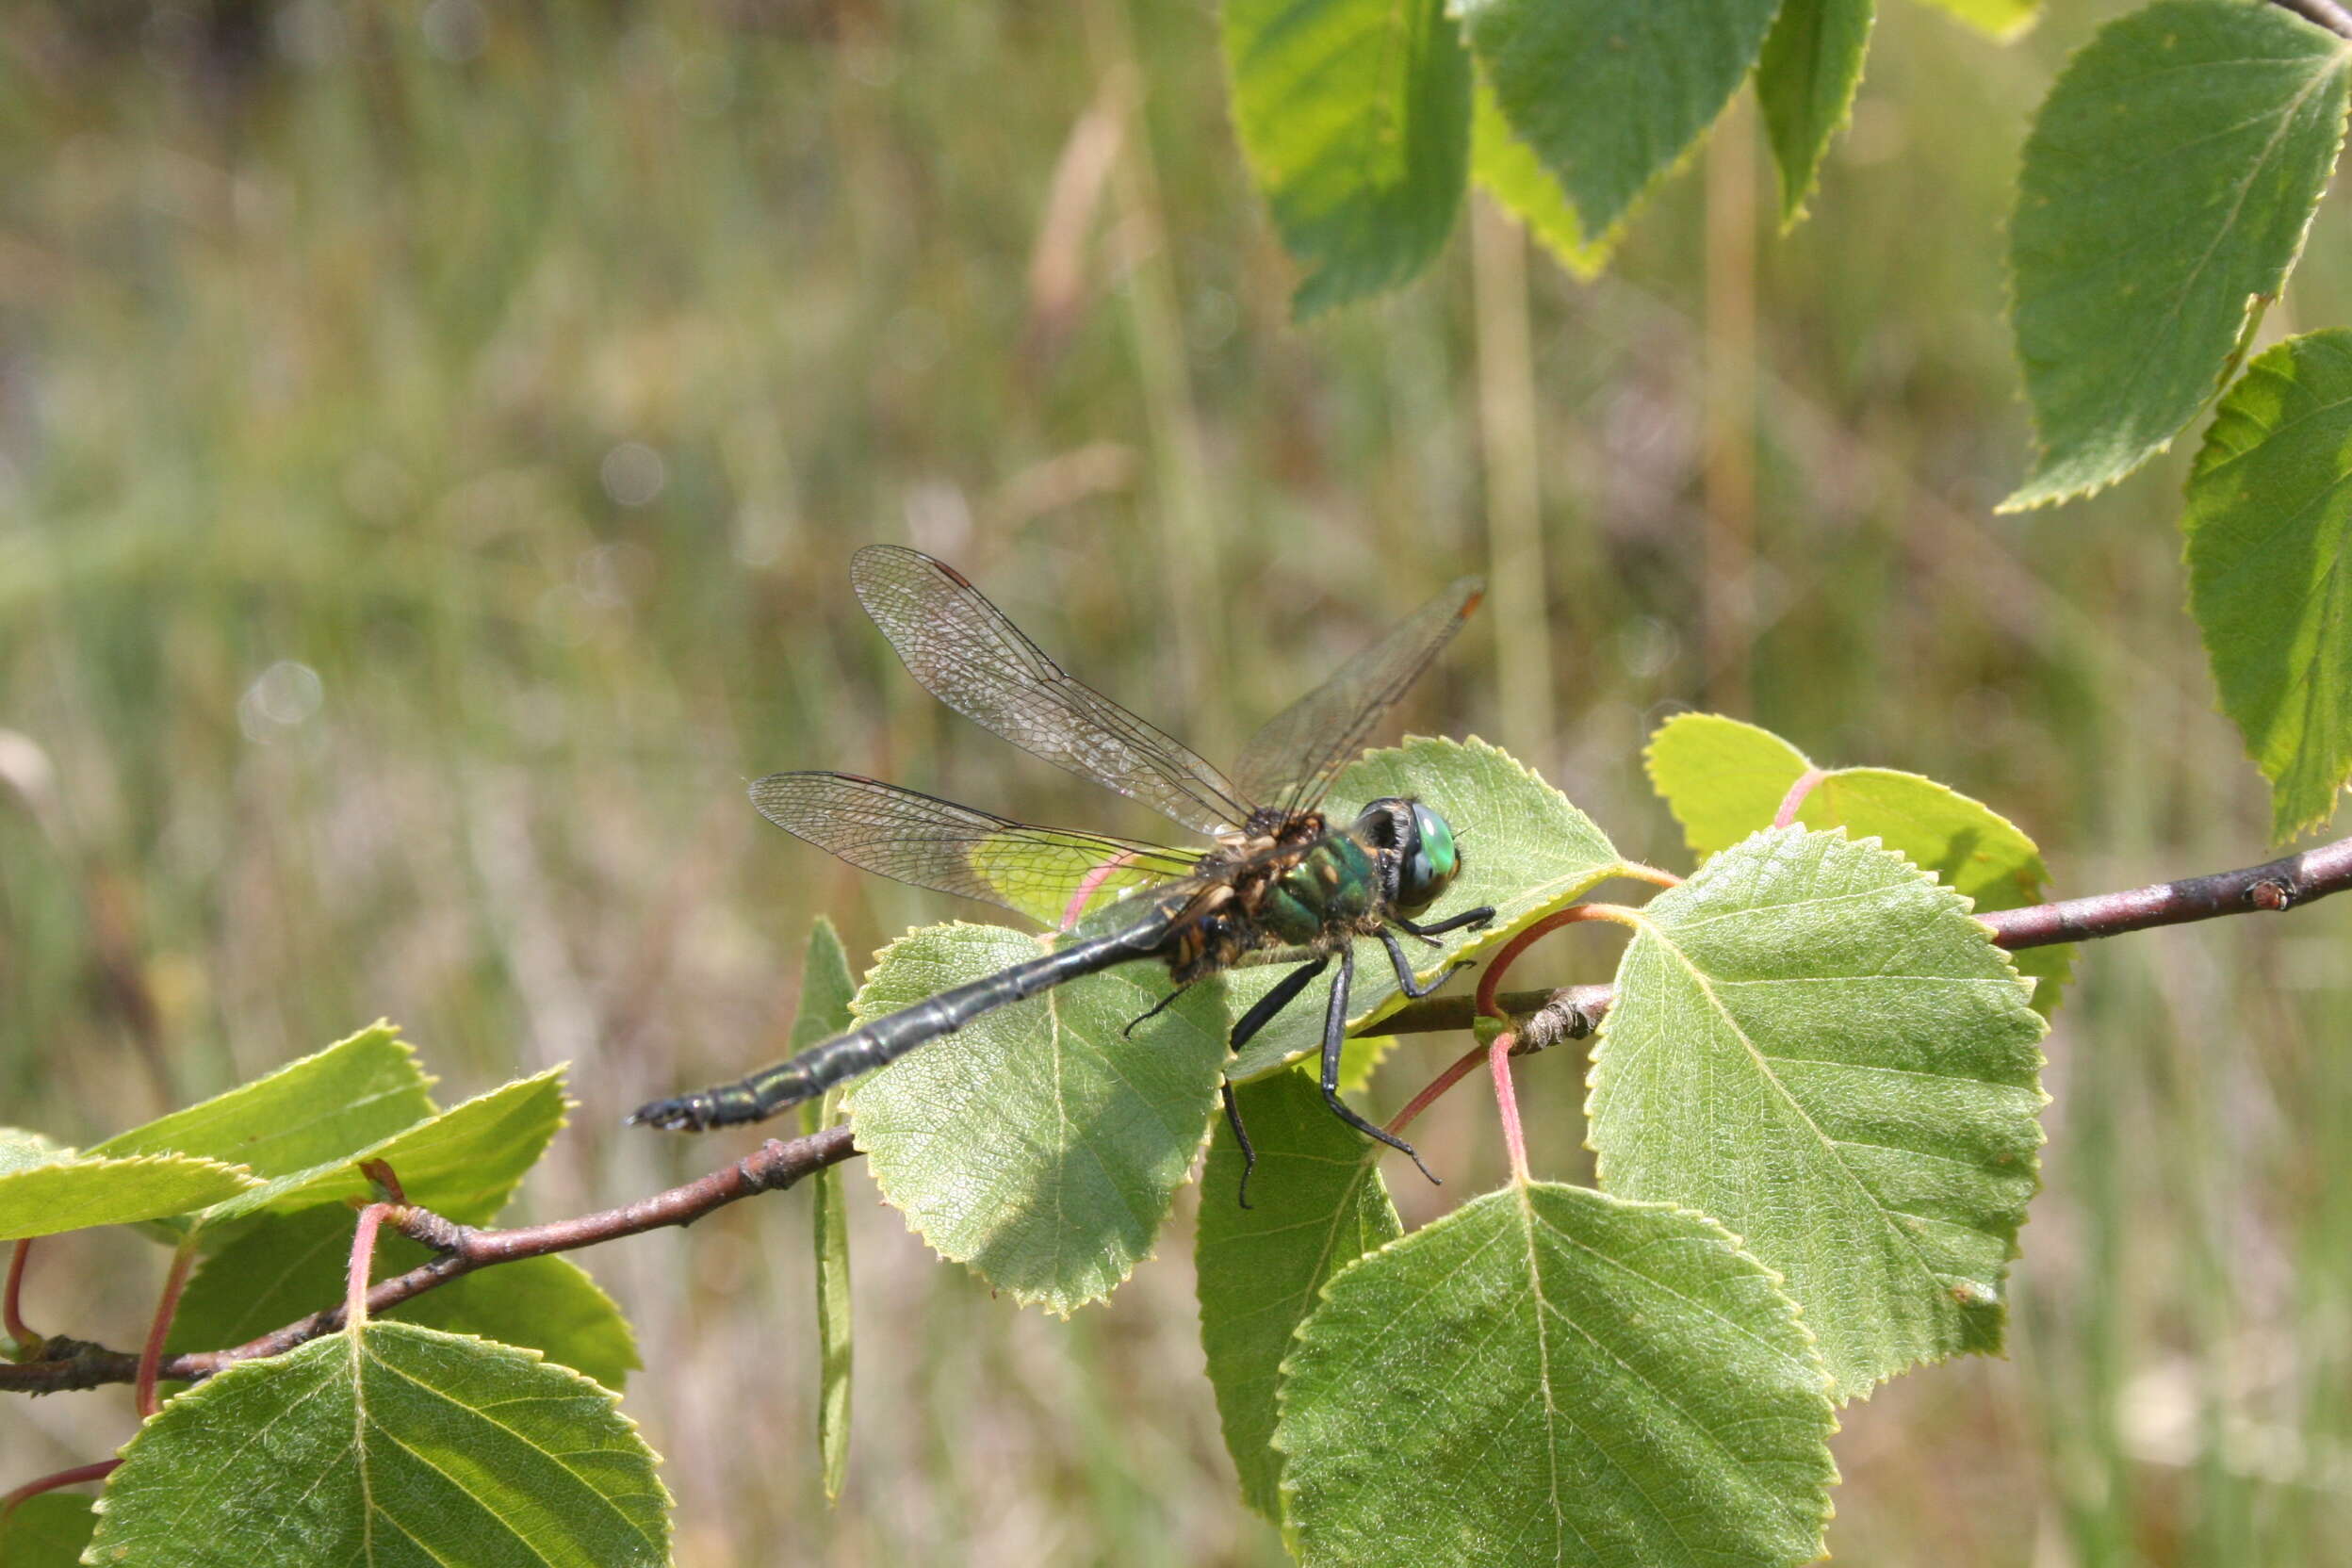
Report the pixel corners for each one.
[1378,927,1471,1000]
[1230,954,1331,1054]
[1122,980,1196,1038]
[1193,957,1335,1207]
[1319,946,1440,1185]
[1219,1080,1258,1210]
[1392,905,1498,946]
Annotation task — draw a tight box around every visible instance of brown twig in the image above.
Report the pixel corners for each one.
[0,1127,856,1395]
[1982,834,2352,950]
[6,832,2349,1399]
[1380,832,2352,1037]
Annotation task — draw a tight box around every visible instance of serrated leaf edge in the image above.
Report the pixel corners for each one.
[846,922,1190,1317]
[202,1065,571,1226]
[1309,732,1632,1046]
[1997,5,2352,513]
[0,1152,267,1241]
[1762,0,1881,229]
[1587,825,2051,1396]
[1640,710,1815,858]
[1266,1183,1840,1559]
[91,1320,675,1544]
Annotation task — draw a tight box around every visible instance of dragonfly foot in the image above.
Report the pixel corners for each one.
[1220,1080,1257,1209]
[1395,905,1497,944]
[1122,982,1192,1038]
[1321,1085,1442,1186]
[1363,1120,1441,1186]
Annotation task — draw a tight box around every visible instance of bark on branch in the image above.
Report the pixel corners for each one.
[6,832,2348,1396]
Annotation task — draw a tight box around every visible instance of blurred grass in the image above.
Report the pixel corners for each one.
[3,2,2350,1563]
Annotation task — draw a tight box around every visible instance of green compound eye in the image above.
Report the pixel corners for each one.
[1395,801,1460,913]
[1413,802,1459,881]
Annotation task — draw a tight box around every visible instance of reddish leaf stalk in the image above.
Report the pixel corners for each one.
[0,1126,854,1396]
[1487,1032,1531,1184]
[7,830,2352,1399]
[1389,905,1633,1149]
[1474,906,1628,1021]
[5,1240,33,1348]
[1,1459,120,1516]
[135,1238,196,1419]
[1386,1040,1488,1138]
[346,1204,387,1332]
[1772,768,1827,829]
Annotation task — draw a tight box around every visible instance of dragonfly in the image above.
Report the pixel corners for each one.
[629,546,1495,1195]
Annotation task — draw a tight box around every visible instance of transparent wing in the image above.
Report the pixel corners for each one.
[851,546,1255,835]
[1233,576,1484,815]
[750,771,1204,929]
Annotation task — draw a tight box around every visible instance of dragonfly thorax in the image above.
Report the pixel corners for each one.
[1259,831,1377,947]
[1160,797,1462,981]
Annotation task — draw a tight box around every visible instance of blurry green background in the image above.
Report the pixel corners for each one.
[6,1,2350,1562]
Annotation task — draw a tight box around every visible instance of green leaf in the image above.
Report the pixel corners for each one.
[0,1152,258,1240]
[392,1258,641,1393]
[1274,1184,1837,1566]
[1756,0,1875,223]
[2002,0,2352,510]
[1458,0,1782,244]
[202,1069,567,1225]
[1222,0,1474,318]
[847,739,1616,1309]
[1227,737,1624,1081]
[87,1021,434,1180]
[1642,712,1814,852]
[1471,81,1616,279]
[1591,826,2048,1398]
[848,923,1232,1313]
[792,919,858,1502]
[166,1207,639,1391]
[791,917,859,1056]
[90,1321,669,1566]
[1912,0,2037,41]
[0,1494,96,1566]
[164,1205,355,1357]
[1644,712,2075,1012]
[2185,328,2352,839]
[1195,1069,1400,1519]
[808,1081,854,1502]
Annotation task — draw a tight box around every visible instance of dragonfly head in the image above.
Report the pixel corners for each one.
[1354,796,1462,916]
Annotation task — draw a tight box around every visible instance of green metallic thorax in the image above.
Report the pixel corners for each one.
[1261,832,1376,947]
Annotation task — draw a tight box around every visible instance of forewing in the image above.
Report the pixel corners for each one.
[750,772,1201,929]
[1233,577,1483,813]
[851,546,1254,835]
